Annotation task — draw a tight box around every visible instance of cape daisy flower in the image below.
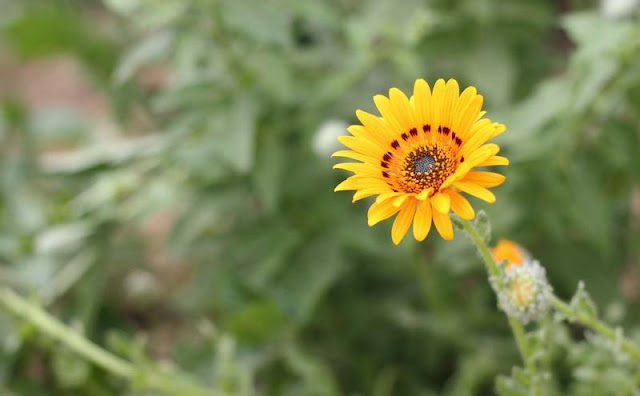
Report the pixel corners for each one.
[333,78,508,244]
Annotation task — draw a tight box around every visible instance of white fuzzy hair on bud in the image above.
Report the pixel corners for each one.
[494,260,553,324]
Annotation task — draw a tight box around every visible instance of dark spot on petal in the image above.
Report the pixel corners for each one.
[423,124,431,132]
[451,132,456,140]
[438,125,442,133]
[401,133,409,141]
[381,161,389,168]
[455,137,462,146]
[391,140,400,149]
[409,128,418,137]
[460,156,464,163]
[382,171,390,178]
[383,153,392,162]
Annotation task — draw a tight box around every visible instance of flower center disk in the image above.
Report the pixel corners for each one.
[398,143,456,194]
[414,155,436,173]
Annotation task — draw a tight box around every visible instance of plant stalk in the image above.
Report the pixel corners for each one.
[459,219,540,393]
[551,296,640,362]
[0,286,219,396]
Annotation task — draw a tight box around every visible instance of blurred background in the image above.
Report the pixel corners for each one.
[1,0,640,395]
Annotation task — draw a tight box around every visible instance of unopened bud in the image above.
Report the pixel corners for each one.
[496,260,553,324]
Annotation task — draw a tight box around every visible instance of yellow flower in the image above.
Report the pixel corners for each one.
[492,239,528,271]
[333,78,508,244]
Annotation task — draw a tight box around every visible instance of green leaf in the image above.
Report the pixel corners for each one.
[570,281,598,319]
[450,213,465,231]
[562,11,633,59]
[473,210,492,245]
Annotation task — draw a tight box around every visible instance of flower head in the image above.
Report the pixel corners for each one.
[333,78,508,244]
[495,260,553,324]
[492,239,529,270]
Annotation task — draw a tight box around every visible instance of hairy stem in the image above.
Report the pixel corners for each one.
[551,296,640,362]
[459,219,500,277]
[460,219,540,393]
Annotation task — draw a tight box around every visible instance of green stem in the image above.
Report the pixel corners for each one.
[0,287,134,378]
[0,287,220,396]
[459,219,539,389]
[507,316,536,374]
[551,296,640,362]
[459,219,500,277]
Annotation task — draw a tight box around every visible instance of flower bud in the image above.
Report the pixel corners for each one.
[495,260,553,324]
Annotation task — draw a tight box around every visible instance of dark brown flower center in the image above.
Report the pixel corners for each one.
[398,143,457,194]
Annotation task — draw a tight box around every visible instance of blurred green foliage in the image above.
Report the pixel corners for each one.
[1,0,640,394]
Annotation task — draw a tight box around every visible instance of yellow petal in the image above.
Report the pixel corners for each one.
[391,198,416,245]
[478,155,509,166]
[355,110,396,142]
[335,176,390,191]
[449,191,475,220]
[347,125,389,149]
[392,194,408,208]
[334,178,358,191]
[460,122,496,158]
[367,198,402,226]
[440,79,460,128]
[415,188,432,200]
[464,144,500,167]
[375,191,403,204]
[431,192,451,214]
[412,199,432,241]
[453,181,496,203]
[432,209,453,240]
[491,122,507,138]
[440,163,467,190]
[430,79,446,131]
[413,79,432,127]
[352,187,388,202]
[333,162,381,176]
[454,91,483,137]
[463,171,506,188]
[373,94,403,134]
[389,87,415,132]
[337,136,384,157]
[460,118,491,143]
[331,150,377,164]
